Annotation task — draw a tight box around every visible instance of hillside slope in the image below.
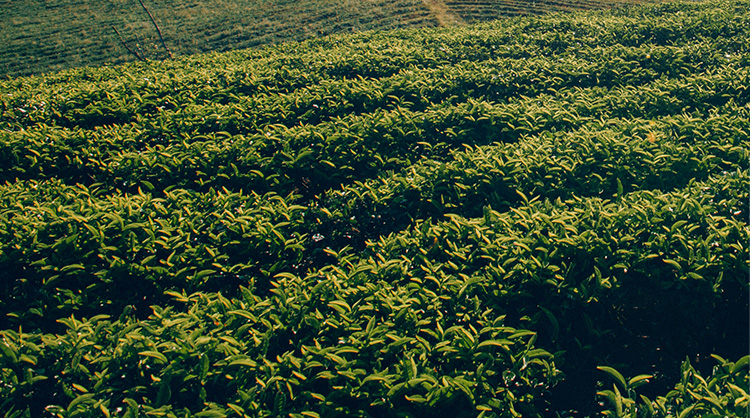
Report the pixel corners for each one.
[0,0,436,78]
[0,0,748,417]
[5,0,662,79]
[444,0,661,22]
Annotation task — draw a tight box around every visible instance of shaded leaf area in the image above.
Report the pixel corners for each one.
[0,0,748,417]
[596,355,750,417]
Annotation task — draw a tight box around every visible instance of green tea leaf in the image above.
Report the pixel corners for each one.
[138,350,168,364]
[731,355,749,375]
[228,358,257,368]
[628,374,653,389]
[597,366,627,391]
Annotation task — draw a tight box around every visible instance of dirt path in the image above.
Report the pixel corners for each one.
[422,0,466,26]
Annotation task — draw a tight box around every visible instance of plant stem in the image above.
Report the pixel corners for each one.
[138,0,172,59]
[111,26,146,62]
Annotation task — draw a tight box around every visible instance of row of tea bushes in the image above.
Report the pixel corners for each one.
[0,287,557,418]
[2,108,746,334]
[312,111,748,243]
[1,172,746,417]
[2,64,747,200]
[3,39,743,132]
[2,0,747,131]
[0,183,308,331]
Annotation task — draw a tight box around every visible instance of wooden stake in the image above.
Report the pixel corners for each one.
[112,26,146,62]
[138,0,172,59]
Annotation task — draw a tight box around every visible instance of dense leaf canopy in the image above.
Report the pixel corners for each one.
[0,0,748,417]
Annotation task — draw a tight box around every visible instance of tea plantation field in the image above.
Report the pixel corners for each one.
[1,0,748,416]
[2,0,663,78]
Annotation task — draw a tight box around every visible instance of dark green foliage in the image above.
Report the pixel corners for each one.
[0,0,748,417]
[597,355,750,417]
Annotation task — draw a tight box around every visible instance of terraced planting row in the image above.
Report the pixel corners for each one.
[0,0,748,417]
[0,0,435,78]
[443,0,662,21]
[1,0,679,78]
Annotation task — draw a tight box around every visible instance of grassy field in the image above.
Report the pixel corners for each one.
[4,0,663,78]
[0,0,748,417]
